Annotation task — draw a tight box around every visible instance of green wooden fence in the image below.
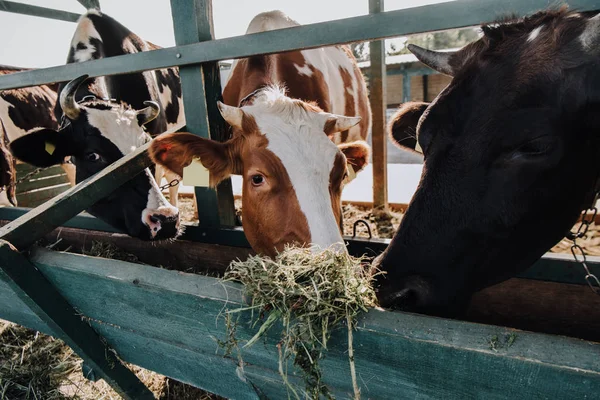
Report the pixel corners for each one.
[0,0,599,398]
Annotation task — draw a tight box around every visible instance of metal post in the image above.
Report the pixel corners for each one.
[369,0,388,210]
[170,0,236,227]
[402,72,411,103]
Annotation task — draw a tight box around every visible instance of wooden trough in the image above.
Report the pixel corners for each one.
[0,0,600,398]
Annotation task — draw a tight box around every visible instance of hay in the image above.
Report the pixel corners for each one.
[223,245,378,400]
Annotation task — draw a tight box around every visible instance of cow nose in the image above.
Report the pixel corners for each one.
[376,275,432,311]
[142,205,180,239]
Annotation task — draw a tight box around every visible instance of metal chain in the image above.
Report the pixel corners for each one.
[159,178,180,191]
[566,206,600,295]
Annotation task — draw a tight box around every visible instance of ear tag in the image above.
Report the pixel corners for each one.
[182,158,210,187]
[343,164,357,185]
[45,141,56,155]
[415,140,423,154]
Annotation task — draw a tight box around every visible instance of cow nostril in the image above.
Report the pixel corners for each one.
[149,215,160,224]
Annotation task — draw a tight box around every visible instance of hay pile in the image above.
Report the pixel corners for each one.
[223,245,378,400]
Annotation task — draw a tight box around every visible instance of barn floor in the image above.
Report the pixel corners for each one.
[1,200,599,399]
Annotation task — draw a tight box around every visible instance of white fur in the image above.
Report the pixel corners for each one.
[0,97,27,141]
[294,63,313,77]
[243,87,344,251]
[71,14,103,62]
[85,106,149,155]
[527,25,543,42]
[0,190,12,207]
[246,10,300,34]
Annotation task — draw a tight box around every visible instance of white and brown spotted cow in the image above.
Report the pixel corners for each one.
[149,11,372,257]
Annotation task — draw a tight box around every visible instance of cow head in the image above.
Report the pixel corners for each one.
[10,75,180,241]
[150,86,370,257]
[374,9,600,315]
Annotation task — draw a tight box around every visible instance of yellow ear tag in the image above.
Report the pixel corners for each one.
[45,141,56,155]
[415,141,423,154]
[182,158,210,187]
[343,164,357,185]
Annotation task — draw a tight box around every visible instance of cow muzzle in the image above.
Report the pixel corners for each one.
[142,205,180,240]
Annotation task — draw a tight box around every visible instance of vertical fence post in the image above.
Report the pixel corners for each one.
[170,0,237,227]
[402,72,411,103]
[369,0,388,210]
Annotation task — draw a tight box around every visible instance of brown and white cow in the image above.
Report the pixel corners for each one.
[151,86,369,257]
[150,11,372,256]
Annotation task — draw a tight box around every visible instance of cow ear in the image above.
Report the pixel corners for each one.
[9,128,73,167]
[338,140,371,175]
[388,102,429,153]
[149,132,241,188]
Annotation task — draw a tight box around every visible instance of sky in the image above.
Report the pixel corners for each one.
[0,0,453,68]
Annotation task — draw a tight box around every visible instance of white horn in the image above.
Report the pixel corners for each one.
[325,115,361,134]
[408,44,456,76]
[217,101,243,129]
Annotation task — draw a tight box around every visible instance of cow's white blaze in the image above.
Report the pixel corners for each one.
[243,87,344,251]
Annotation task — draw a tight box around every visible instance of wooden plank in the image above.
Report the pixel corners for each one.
[22,223,600,342]
[16,183,72,208]
[468,277,600,342]
[0,1,80,22]
[16,174,69,193]
[0,142,152,250]
[170,0,235,227]
[0,242,154,399]
[369,0,388,210]
[0,247,598,399]
[2,0,600,90]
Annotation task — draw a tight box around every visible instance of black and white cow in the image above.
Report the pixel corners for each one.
[9,74,180,240]
[0,65,79,206]
[374,8,600,316]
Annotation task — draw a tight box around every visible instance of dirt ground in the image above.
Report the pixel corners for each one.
[3,198,598,399]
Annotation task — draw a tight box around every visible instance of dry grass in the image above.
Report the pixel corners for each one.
[223,245,378,400]
[0,241,224,400]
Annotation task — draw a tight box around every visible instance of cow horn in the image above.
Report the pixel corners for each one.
[137,101,160,126]
[407,44,456,76]
[60,74,88,120]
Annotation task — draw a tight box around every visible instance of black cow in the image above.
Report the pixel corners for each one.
[54,9,184,206]
[374,8,600,316]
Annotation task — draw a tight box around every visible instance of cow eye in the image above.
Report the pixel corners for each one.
[511,136,554,159]
[251,174,265,186]
[86,152,101,162]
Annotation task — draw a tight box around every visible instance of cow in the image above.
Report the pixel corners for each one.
[9,74,180,241]
[0,121,16,207]
[387,101,428,154]
[149,10,372,257]
[150,86,370,257]
[0,65,77,202]
[53,9,184,207]
[373,7,600,316]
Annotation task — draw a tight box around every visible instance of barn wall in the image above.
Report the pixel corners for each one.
[381,72,452,106]
[425,74,452,101]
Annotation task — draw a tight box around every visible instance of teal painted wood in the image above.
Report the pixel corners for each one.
[0,1,80,22]
[0,247,598,399]
[170,0,235,227]
[402,72,412,103]
[369,0,388,209]
[0,142,151,250]
[0,243,154,399]
[2,0,600,90]
[76,0,100,10]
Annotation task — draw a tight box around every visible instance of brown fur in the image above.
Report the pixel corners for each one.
[387,102,429,152]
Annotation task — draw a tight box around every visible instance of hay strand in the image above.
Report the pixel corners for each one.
[223,244,378,399]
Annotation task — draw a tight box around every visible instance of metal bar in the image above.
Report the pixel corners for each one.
[77,0,100,10]
[2,0,600,90]
[0,243,154,399]
[0,1,80,22]
[402,72,411,103]
[369,0,388,210]
[170,0,236,227]
[0,142,151,250]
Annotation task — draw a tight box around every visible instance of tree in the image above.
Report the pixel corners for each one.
[388,27,480,56]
